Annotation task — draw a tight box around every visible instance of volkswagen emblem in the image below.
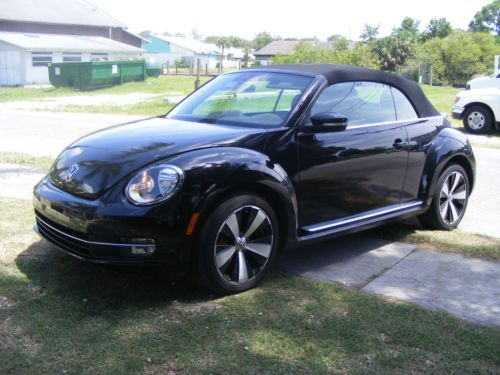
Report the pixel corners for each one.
[64,164,79,183]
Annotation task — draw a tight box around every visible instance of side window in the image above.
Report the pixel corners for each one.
[391,87,418,120]
[310,81,396,126]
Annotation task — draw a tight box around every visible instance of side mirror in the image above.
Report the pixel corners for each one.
[311,112,348,131]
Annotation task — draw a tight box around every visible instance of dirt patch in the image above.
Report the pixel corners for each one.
[0,296,15,310]
[0,317,40,356]
[144,362,179,375]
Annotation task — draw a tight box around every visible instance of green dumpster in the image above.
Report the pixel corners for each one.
[49,60,146,90]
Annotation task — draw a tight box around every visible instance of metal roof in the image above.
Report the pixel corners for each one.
[150,35,220,55]
[0,0,126,28]
[0,32,143,53]
[254,41,300,57]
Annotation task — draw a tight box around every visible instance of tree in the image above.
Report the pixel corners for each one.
[242,47,252,68]
[272,41,378,69]
[393,17,420,41]
[416,31,500,86]
[253,32,280,50]
[469,0,500,35]
[138,30,151,37]
[216,36,231,74]
[421,18,452,41]
[371,35,415,71]
[327,34,349,51]
[360,24,379,43]
[205,35,250,48]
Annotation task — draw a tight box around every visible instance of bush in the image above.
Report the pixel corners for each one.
[415,31,500,86]
[272,42,379,69]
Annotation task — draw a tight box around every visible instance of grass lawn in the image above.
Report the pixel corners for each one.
[0,76,211,102]
[0,152,54,171]
[369,222,500,261]
[1,198,499,374]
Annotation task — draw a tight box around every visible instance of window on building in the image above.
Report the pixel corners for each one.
[32,52,52,67]
[91,53,108,61]
[63,53,82,62]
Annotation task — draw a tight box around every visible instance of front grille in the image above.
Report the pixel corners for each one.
[35,212,157,261]
[35,214,90,257]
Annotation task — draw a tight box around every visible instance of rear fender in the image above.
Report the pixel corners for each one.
[419,128,475,207]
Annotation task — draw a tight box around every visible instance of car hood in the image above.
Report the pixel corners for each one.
[49,117,268,199]
[458,88,500,98]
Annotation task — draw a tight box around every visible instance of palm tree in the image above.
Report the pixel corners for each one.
[216,37,231,74]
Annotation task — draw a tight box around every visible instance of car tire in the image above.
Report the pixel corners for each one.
[462,105,492,134]
[418,164,470,230]
[194,193,279,294]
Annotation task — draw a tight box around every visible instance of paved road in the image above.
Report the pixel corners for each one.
[0,110,498,238]
[458,147,499,238]
[0,110,144,157]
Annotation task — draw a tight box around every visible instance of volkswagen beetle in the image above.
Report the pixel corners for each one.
[33,64,475,294]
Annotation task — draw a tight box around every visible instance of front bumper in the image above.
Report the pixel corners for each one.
[451,105,464,120]
[33,177,193,267]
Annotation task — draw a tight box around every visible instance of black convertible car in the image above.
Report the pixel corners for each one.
[34,64,475,294]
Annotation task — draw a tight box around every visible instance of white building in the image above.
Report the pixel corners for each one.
[0,32,143,85]
[144,35,247,69]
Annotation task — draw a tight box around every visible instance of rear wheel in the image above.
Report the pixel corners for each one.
[419,164,470,230]
[195,194,279,294]
[462,105,492,134]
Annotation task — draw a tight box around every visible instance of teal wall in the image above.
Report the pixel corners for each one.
[144,35,170,53]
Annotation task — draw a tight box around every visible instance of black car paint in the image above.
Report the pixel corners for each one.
[33,70,475,268]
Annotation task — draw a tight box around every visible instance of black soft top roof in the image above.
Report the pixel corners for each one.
[254,64,440,117]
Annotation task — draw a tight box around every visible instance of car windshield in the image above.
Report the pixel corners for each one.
[167,71,314,128]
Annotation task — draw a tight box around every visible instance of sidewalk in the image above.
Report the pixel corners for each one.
[278,233,500,327]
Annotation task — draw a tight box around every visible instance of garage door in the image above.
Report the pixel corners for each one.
[0,50,22,86]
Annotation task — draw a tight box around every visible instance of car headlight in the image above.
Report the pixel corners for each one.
[453,96,461,104]
[126,164,184,205]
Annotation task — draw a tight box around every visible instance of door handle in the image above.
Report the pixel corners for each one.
[393,138,408,150]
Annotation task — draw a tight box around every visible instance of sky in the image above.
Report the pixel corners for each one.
[90,0,492,41]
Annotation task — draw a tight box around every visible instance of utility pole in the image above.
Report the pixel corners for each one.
[195,58,201,89]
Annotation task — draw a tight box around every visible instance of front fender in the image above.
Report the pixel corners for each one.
[419,127,475,207]
[167,147,299,247]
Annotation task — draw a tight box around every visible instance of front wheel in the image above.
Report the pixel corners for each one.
[195,194,279,294]
[462,105,492,134]
[419,164,470,230]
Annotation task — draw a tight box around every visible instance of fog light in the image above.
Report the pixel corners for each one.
[121,238,156,256]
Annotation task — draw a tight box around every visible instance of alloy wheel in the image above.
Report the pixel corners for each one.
[467,111,485,130]
[214,205,274,285]
[439,171,467,225]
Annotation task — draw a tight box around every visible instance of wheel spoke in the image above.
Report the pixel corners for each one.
[452,188,467,201]
[449,201,459,223]
[225,213,240,240]
[243,209,266,239]
[440,201,449,220]
[216,246,236,269]
[441,180,450,196]
[237,251,249,283]
[245,242,272,259]
[449,173,462,194]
